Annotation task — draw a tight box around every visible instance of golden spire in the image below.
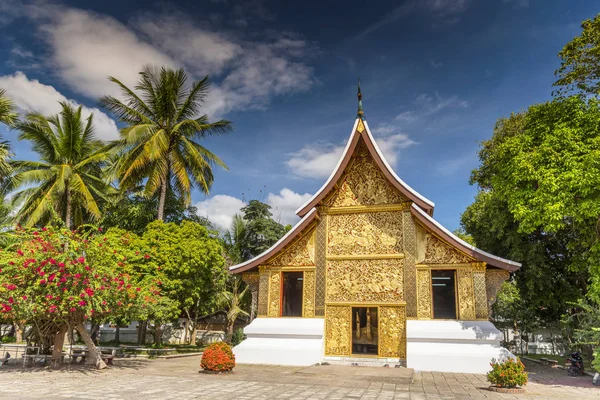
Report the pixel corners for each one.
[357,78,364,119]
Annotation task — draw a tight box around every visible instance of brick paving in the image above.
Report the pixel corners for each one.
[0,356,597,399]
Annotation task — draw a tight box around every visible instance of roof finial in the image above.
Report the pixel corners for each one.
[357,78,364,119]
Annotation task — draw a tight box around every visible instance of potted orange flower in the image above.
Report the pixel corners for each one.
[486,357,528,394]
[200,341,235,373]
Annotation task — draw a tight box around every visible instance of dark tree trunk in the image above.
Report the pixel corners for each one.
[90,323,100,345]
[137,321,147,345]
[115,326,120,345]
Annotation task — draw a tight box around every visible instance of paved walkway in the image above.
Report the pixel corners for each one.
[0,357,597,399]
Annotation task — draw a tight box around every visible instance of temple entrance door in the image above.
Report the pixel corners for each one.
[281,271,303,317]
[431,270,457,319]
[351,307,378,355]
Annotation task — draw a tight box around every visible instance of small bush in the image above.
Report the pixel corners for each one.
[487,358,528,388]
[200,341,235,372]
[0,336,16,343]
[231,328,245,347]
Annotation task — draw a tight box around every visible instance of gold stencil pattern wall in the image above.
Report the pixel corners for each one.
[325,305,352,355]
[473,269,488,319]
[403,211,417,318]
[327,259,403,303]
[315,217,327,316]
[326,140,407,208]
[257,268,269,316]
[268,271,281,317]
[416,269,432,319]
[457,268,476,320]
[303,270,316,317]
[379,306,407,358]
[327,212,403,255]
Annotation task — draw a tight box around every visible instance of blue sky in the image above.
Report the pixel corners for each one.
[0,0,596,230]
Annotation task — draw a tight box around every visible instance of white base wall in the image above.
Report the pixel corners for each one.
[407,320,515,374]
[233,318,324,366]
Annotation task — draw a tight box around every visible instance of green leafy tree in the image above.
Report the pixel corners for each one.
[101,189,211,235]
[0,226,165,368]
[100,66,232,221]
[142,220,227,344]
[240,200,286,261]
[463,96,600,346]
[553,14,600,97]
[10,102,113,229]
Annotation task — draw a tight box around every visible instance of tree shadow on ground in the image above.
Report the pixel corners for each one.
[0,358,153,375]
[521,359,597,389]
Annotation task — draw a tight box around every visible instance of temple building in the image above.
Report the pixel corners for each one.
[230,86,520,373]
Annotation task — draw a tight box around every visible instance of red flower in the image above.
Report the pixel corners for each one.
[78,300,86,306]
[22,295,27,300]
[8,297,14,304]
[58,262,65,268]
[144,254,150,259]
[70,307,76,312]
[39,279,46,285]
[77,257,85,263]
[74,273,81,279]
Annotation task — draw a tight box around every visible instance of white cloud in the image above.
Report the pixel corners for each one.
[0,71,119,140]
[33,6,177,99]
[134,15,241,77]
[195,194,246,231]
[24,4,316,119]
[195,188,310,230]
[287,142,346,179]
[395,92,468,122]
[267,188,312,226]
[287,126,416,179]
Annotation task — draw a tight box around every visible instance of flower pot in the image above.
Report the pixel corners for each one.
[488,386,525,394]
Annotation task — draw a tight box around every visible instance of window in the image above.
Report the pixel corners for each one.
[351,307,378,355]
[281,272,303,317]
[431,270,457,319]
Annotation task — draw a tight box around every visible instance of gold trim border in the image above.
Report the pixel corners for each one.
[324,203,411,215]
[327,254,405,261]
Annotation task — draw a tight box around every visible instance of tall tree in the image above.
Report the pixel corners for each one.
[100,66,232,221]
[0,88,17,183]
[463,96,600,329]
[239,200,286,261]
[553,13,600,97]
[10,102,112,229]
[221,214,247,265]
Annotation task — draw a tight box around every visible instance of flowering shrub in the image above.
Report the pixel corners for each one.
[487,358,528,388]
[0,226,161,324]
[200,341,235,372]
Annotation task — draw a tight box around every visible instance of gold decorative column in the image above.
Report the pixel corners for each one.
[242,272,260,321]
[314,215,327,316]
[379,306,406,358]
[457,268,476,320]
[403,210,417,318]
[257,266,269,317]
[325,305,351,355]
[416,268,432,319]
[473,264,488,320]
[267,270,281,317]
[303,270,316,317]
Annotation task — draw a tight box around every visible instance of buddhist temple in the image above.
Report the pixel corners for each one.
[230,84,520,374]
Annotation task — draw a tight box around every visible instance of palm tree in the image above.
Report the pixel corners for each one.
[221,214,247,265]
[0,88,17,182]
[100,66,232,221]
[0,88,17,127]
[218,275,249,344]
[10,102,112,229]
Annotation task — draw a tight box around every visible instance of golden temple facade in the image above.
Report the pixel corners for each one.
[231,111,519,361]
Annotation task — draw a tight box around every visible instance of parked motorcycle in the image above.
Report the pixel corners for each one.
[566,351,585,376]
